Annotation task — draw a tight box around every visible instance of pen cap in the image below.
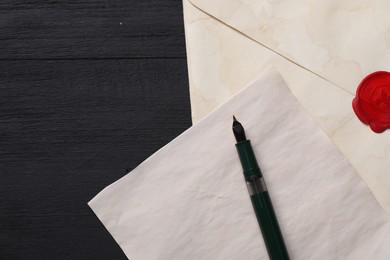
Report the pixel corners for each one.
[235,140,262,179]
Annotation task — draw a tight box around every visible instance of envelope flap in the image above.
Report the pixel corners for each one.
[188,0,390,94]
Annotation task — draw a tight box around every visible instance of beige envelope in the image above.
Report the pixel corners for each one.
[183,0,390,213]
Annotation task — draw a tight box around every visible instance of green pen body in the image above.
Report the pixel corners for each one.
[236,140,290,260]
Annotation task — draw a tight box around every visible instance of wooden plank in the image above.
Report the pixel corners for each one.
[0,58,191,259]
[0,0,186,59]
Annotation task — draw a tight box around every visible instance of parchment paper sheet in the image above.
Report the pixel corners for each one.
[89,68,390,259]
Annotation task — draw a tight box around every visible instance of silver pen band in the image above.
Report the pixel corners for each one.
[246,176,267,196]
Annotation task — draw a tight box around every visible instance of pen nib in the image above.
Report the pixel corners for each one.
[232,116,247,142]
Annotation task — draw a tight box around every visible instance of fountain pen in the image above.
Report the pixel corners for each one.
[233,116,290,260]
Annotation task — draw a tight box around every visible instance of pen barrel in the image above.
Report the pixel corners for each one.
[251,190,290,260]
[235,140,262,179]
[235,140,289,260]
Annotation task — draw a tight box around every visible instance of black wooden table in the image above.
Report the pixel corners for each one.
[0,1,191,259]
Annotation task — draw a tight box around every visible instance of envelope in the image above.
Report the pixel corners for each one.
[183,0,390,214]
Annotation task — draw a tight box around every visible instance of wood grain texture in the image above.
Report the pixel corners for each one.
[0,0,191,259]
[0,0,186,59]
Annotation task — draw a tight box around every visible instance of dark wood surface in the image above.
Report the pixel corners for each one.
[0,1,191,259]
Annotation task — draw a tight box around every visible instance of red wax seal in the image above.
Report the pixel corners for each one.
[353,71,390,133]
